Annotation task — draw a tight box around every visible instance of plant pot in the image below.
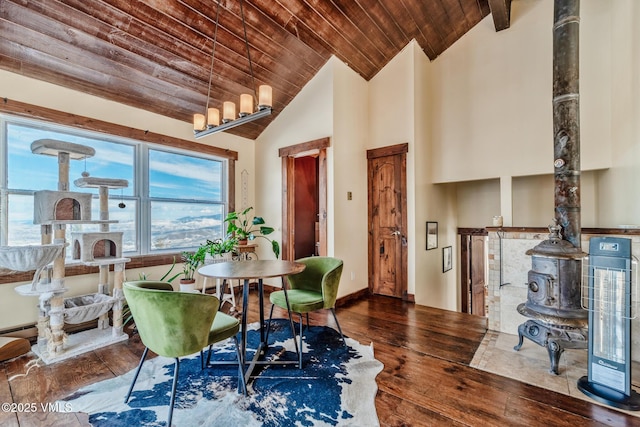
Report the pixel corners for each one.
[204,252,233,264]
[179,279,196,293]
[238,239,248,246]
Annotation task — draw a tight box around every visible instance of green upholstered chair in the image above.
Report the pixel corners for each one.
[267,257,345,367]
[123,280,245,427]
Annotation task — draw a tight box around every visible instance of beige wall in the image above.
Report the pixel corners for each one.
[368,43,417,296]
[447,0,639,230]
[412,42,458,310]
[430,0,612,183]
[595,0,640,227]
[331,59,370,294]
[253,57,334,265]
[456,179,500,228]
[254,57,370,297]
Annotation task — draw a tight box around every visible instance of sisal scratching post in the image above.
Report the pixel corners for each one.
[49,224,67,354]
[112,263,126,336]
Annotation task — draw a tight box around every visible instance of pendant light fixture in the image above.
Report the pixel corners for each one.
[193,0,272,139]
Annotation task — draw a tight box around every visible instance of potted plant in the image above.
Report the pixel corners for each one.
[180,251,203,292]
[224,207,280,258]
[201,235,238,264]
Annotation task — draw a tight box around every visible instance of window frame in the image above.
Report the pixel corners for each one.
[0,99,238,282]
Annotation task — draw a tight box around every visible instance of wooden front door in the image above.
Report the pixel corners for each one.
[367,144,408,299]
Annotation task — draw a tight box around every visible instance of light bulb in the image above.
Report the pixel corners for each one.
[258,85,272,109]
[240,94,253,117]
[223,102,236,123]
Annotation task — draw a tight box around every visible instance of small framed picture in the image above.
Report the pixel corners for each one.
[426,221,438,250]
[443,246,452,272]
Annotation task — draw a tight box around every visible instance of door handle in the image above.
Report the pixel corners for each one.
[391,230,401,236]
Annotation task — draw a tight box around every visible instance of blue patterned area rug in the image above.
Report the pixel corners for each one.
[61,319,383,426]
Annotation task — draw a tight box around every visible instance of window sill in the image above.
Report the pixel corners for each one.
[0,252,182,285]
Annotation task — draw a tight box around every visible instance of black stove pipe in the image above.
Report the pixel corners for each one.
[553,0,581,250]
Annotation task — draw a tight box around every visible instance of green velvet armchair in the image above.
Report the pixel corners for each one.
[267,257,345,367]
[123,280,244,427]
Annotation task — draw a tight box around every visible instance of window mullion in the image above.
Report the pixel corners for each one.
[0,117,7,245]
[139,144,150,254]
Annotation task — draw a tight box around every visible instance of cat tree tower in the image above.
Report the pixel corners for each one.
[11,139,130,364]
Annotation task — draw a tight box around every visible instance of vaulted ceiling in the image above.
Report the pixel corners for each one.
[1,0,512,140]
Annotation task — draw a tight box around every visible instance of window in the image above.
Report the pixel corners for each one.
[1,115,227,255]
[148,149,225,251]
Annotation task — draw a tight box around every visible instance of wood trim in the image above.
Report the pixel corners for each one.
[488,0,512,31]
[400,152,408,300]
[0,253,181,285]
[228,159,236,214]
[335,287,371,308]
[278,137,330,158]
[485,226,640,236]
[317,149,327,257]
[457,228,488,236]
[366,142,408,159]
[460,234,470,313]
[1,320,99,343]
[0,98,238,160]
[281,156,295,261]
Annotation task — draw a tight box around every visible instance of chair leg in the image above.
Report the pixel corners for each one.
[124,347,149,403]
[264,303,276,345]
[232,336,247,395]
[167,358,180,427]
[206,344,213,366]
[330,308,346,346]
[200,349,205,370]
[287,307,300,358]
[266,302,301,362]
[298,313,304,369]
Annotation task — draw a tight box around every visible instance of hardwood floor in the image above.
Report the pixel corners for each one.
[0,293,636,426]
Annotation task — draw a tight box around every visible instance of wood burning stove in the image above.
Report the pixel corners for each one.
[514,222,587,374]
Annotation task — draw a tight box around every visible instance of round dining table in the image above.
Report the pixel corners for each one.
[197,260,305,381]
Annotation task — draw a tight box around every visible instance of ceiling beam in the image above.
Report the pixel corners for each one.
[487,0,512,31]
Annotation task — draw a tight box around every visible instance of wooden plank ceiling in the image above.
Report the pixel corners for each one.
[0,0,511,140]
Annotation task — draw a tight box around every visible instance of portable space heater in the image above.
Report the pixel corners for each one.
[578,236,640,410]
